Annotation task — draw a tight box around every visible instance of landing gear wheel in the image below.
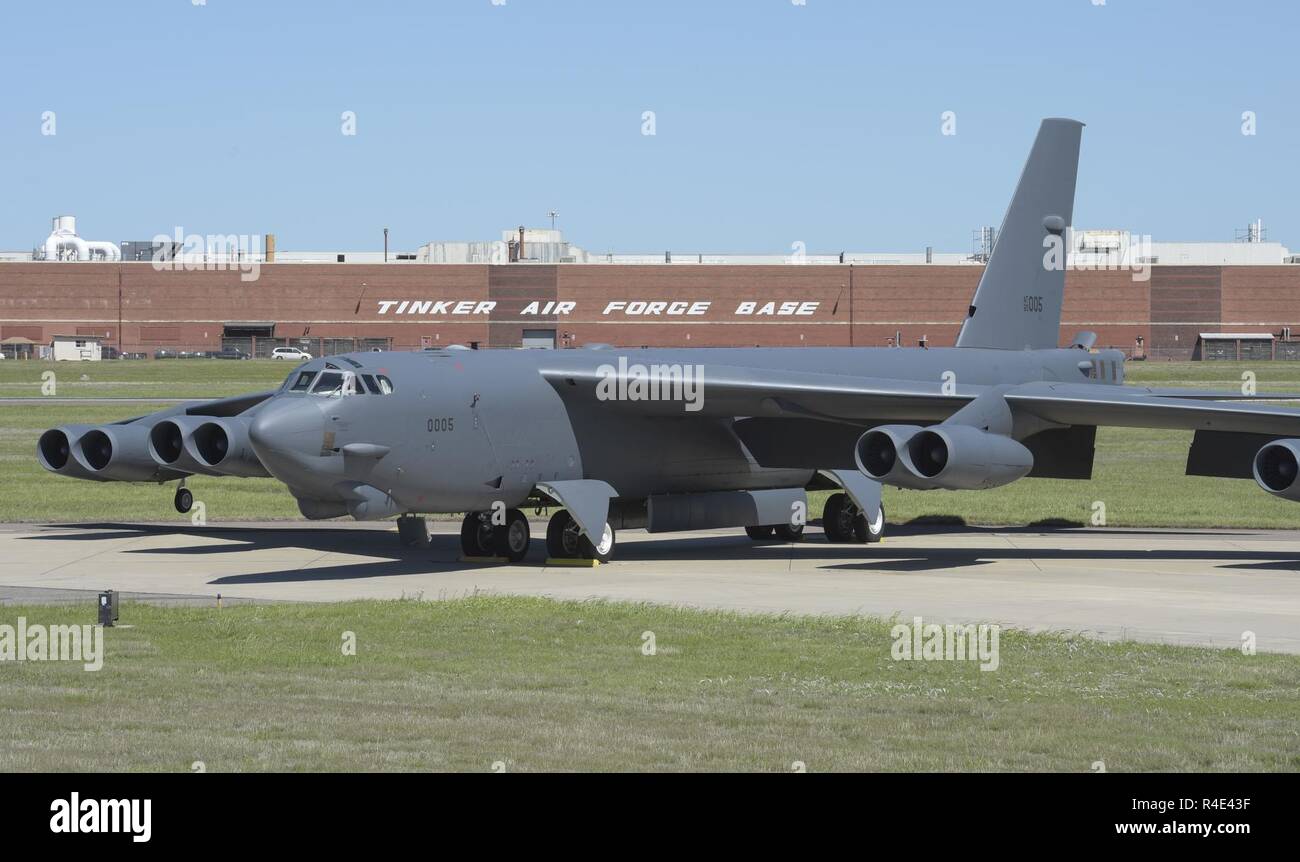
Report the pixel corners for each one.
[822,492,860,543]
[774,522,805,542]
[864,503,885,544]
[546,510,615,562]
[493,509,531,563]
[460,512,495,558]
[174,486,193,514]
[547,511,581,559]
[584,521,616,563]
[745,525,775,540]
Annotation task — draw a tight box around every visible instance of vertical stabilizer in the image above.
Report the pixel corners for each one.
[955,118,1084,350]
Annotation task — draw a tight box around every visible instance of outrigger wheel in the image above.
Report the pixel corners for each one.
[174,485,193,514]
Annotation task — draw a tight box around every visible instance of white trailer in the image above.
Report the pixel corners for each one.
[52,335,103,362]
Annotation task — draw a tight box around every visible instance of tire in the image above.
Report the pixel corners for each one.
[583,522,616,563]
[460,512,495,558]
[546,511,614,562]
[864,503,885,544]
[774,522,804,542]
[745,525,775,540]
[174,487,193,514]
[493,509,530,562]
[546,510,582,559]
[822,493,855,543]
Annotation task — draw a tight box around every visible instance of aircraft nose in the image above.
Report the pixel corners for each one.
[249,397,326,459]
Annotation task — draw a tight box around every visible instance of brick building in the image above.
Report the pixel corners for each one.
[1,261,1298,360]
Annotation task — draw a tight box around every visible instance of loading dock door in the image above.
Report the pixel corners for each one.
[521,329,556,350]
[223,322,276,339]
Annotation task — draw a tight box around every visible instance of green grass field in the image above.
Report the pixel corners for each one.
[0,357,290,399]
[3,359,1300,527]
[2,596,1295,772]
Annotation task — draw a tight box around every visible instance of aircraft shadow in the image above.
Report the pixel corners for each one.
[16,521,1300,583]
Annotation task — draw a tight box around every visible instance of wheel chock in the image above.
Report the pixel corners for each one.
[545,557,601,567]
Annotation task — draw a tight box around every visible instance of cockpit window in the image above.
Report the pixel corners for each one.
[297,369,386,397]
[312,371,346,396]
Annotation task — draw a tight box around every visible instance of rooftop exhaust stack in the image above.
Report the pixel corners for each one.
[1236,219,1267,244]
[41,215,120,262]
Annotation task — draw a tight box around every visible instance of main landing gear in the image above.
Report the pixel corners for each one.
[459,504,617,564]
[822,492,884,544]
[546,510,615,562]
[460,508,531,562]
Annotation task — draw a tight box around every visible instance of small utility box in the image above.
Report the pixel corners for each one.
[97,590,119,627]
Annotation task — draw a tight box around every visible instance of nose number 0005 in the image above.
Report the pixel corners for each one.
[428,417,454,432]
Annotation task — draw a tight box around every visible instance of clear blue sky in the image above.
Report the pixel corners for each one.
[1,0,1294,254]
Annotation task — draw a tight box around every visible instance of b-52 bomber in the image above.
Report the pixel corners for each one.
[37,119,1300,562]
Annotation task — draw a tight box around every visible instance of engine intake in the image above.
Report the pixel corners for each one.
[904,425,1033,490]
[190,418,270,478]
[854,425,937,490]
[147,417,221,476]
[1253,439,1300,500]
[855,423,1033,491]
[38,424,105,480]
[72,424,181,482]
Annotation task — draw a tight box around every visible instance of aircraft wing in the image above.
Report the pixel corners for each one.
[1121,386,1300,401]
[541,365,1300,436]
[541,363,970,422]
[1005,382,1300,435]
[182,389,278,417]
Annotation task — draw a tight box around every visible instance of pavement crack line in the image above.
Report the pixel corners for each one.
[25,530,156,581]
[999,534,1044,572]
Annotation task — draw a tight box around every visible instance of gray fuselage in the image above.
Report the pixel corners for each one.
[247,345,1121,516]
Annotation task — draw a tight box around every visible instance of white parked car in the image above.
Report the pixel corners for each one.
[271,347,313,361]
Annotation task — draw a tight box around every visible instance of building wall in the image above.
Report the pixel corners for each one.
[1,262,1298,358]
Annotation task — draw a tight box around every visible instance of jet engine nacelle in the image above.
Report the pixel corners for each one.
[1253,439,1300,501]
[147,417,223,476]
[72,423,186,483]
[38,424,107,481]
[855,423,1033,491]
[190,418,271,478]
[854,424,936,490]
[902,425,1034,490]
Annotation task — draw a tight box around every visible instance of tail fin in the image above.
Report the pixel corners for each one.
[955,118,1083,350]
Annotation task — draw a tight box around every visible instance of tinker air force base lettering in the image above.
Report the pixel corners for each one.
[376,300,820,316]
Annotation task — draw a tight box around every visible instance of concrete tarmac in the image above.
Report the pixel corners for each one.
[1,520,1298,653]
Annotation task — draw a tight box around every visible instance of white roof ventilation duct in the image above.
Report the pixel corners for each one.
[41,215,119,261]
